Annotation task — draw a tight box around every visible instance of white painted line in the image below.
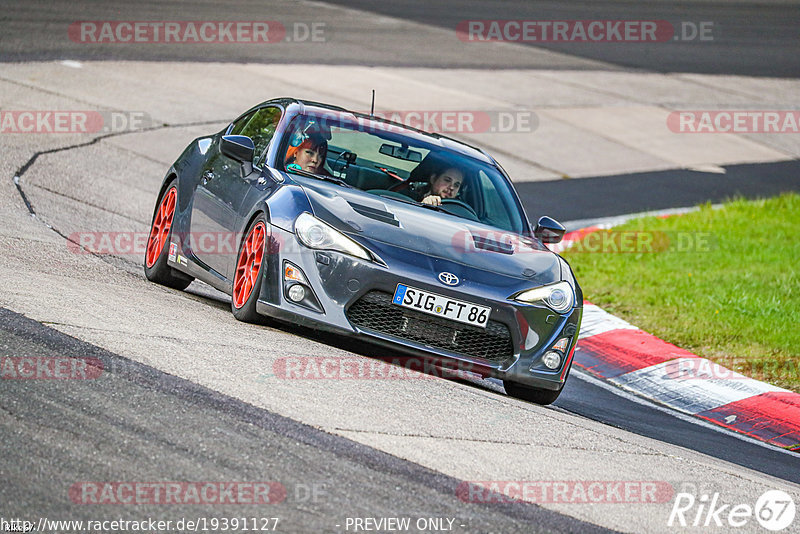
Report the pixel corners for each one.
[60,60,83,69]
[610,358,789,415]
[578,303,638,339]
[686,164,726,174]
[563,205,721,232]
[572,368,799,457]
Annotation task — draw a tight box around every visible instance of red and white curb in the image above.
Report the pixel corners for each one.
[574,299,800,452]
[548,225,604,254]
[555,229,800,452]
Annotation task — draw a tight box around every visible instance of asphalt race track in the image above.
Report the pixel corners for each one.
[517,160,800,223]
[0,308,613,534]
[323,0,800,77]
[5,0,800,76]
[1,1,799,533]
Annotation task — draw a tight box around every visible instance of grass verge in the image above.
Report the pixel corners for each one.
[562,193,800,393]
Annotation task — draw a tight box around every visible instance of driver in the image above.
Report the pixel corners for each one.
[420,167,464,206]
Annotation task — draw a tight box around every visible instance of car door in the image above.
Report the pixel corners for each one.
[189,106,282,279]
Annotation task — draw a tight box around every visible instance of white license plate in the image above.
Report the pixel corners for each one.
[392,284,490,328]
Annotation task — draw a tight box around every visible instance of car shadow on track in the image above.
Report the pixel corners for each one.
[181,279,521,400]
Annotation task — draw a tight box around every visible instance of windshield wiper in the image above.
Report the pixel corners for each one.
[371,193,416,205]
[289,168,353,188]
[418,202,446,212]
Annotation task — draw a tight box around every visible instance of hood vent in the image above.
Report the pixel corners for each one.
[348,202,400,227]
[472,234,515,254]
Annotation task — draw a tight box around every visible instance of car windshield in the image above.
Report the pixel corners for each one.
[281,112,527,233]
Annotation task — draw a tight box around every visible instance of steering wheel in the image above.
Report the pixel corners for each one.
[441,198,479,220]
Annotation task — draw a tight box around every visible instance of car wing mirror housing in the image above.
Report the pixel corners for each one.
[221,135,255,163]
[534,216,566,244]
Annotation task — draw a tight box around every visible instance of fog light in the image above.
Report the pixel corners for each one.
[542,351,562,370]
[288,284,306,302]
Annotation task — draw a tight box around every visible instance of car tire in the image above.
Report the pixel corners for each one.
[144,180,194,290]
[231,214,268,323]
[503,380,564,405]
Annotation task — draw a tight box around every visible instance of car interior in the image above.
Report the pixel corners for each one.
[281,115,522,231]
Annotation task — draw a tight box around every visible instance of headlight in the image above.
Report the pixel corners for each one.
[513,281,575,313]
[294,212,371,260]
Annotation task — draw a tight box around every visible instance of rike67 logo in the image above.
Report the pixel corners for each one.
[668,489,796,531]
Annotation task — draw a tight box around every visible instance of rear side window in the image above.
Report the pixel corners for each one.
[229,107,282,166]
[229,110,256,136]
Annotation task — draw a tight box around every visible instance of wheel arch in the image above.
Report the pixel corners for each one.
[237,202,271,251]
[151,169,179,223]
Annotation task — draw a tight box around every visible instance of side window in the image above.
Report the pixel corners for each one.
[478,170,512,229]
[229,110,256,136]
[236,107,282,166]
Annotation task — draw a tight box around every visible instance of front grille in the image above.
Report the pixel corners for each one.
[347,291,514,363]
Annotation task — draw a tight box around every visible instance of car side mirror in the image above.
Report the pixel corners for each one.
[534,216,566,244]
[221,135,255,163]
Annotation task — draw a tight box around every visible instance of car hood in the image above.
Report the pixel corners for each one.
[297,178,561,284]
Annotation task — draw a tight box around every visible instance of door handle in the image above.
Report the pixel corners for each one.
[202,170,214,185]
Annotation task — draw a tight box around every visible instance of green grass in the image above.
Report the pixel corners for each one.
[563,193,800,392]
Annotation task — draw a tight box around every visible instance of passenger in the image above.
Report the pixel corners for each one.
[285,133,328,175]
[420,167,464,206]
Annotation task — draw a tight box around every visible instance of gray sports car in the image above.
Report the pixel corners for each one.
[144,98,582,404]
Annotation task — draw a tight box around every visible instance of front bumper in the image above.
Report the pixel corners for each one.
[256,224,582,390]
